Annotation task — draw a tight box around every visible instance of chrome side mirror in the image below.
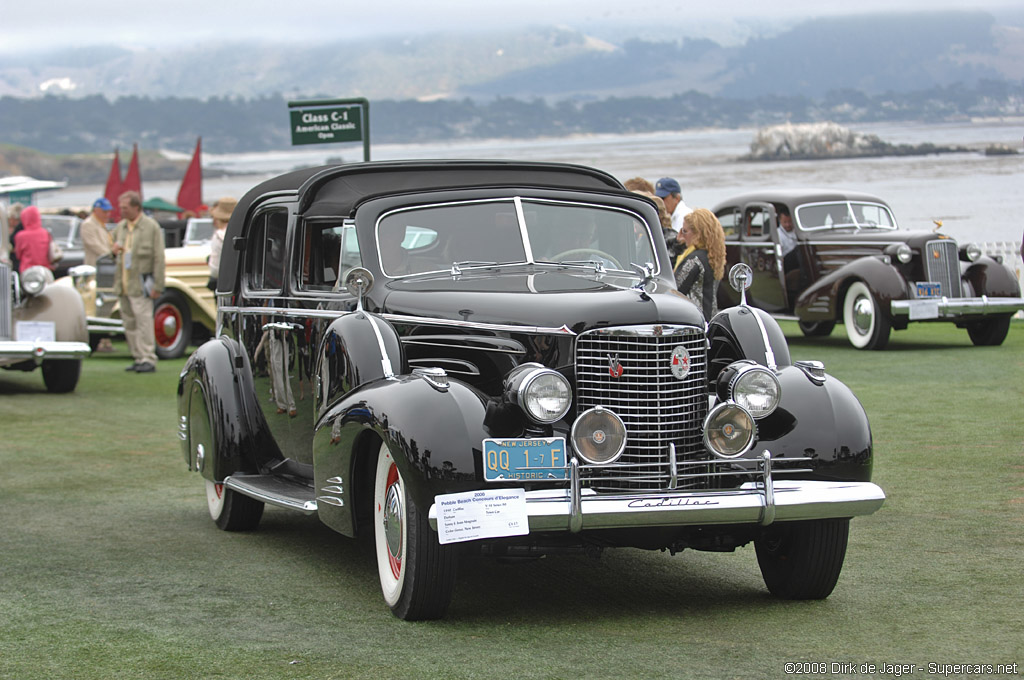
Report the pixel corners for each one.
[728,263,753,306]
[344,267,374,312]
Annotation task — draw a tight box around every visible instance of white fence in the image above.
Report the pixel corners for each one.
[981,241,1024,319]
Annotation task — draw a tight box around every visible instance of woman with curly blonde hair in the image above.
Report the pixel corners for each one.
[674,208,726,319]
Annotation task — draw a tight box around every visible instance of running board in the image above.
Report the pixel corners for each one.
[224,474,318,514]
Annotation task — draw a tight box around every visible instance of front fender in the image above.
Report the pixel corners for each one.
[708,305,791,380]
[755,365,873,482]
[312,373,490,537]
[795,256,906,322]
[963,256,1022,298]
[14,282,88,343]
[177,337,276,483]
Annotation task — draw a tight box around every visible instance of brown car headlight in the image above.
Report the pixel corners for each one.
[704,403,755,458]
[571,407,626,464]
[505,364,572,424]
[717,360,781,418]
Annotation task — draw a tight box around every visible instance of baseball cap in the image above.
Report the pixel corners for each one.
[654,177,681,198]
[93,197,113,211]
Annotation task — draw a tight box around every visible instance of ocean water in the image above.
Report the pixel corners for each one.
[38,120,1024,247]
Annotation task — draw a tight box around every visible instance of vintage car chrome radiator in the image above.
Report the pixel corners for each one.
[575,325,711,492]
[923,239,963,298]
[0,262,11,340]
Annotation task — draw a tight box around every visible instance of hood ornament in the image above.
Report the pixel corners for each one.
[630,262,656,296]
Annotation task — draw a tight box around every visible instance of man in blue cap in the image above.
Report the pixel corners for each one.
[655,177,692,234]
[81,197,114,267]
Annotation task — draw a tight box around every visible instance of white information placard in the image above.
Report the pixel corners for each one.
[15,321,56,343]
[435,488,529,545]
[908,299,940,320]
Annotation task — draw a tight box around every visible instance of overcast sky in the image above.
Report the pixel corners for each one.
[3,0,1021,52]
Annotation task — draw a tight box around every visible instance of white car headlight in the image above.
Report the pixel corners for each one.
[963,243,982,262]
[717,360,781,418]
[506,364,572,424]
[19,266,49,296]
[896,244,913,263]
[571,407,626,464]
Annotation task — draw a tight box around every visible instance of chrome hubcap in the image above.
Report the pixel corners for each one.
[383,484,403,559]
[162,315,179,338]
[852,297,874,334]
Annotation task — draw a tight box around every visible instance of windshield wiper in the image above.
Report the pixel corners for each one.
[450,261,499,276]
[555,259,607,273]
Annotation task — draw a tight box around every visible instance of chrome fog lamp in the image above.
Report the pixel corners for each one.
[717,360,781,418]
[896,244,913,263]
[20,266,48,296]
[963,243,982,262]
[506,363,572,424]
[703,403,756,459]
[571,407,627,464]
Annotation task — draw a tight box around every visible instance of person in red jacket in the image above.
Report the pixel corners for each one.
[13,206,55,278]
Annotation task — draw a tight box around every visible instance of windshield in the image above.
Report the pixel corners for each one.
[376,198,656,277]
[796,201,897,231]
[184,218,214,245]
[41,216,79,245]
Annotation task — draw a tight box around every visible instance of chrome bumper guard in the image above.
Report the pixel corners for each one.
[0,340,92,363]
[891,296,1024,317]
[429,451,885,533]
[86,316,125,334]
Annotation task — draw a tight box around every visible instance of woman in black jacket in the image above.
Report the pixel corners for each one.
[673,208,726,320]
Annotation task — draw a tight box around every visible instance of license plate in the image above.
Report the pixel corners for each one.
[916,281,942,298]
[483,437,567,482]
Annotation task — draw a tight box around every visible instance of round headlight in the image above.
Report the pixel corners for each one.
[896,244,913,263]
[507,365,572,424]
[703,403,756,459]
[571,407,627,464]
[964,243,982,262]
[19,267,48,296]
[717,361,781,419]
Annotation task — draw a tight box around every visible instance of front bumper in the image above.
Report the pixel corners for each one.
[429,452,885,533]
[891,296,1024,318]
[0,340,92,363]
[86,315,125,335]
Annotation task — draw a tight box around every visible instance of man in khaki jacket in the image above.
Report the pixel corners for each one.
[112,191,165,373]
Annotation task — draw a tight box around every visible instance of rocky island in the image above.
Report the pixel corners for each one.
[744,122,970,161]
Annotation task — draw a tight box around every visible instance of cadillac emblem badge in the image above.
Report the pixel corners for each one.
[670,346,690,380]
[608,354,624,378]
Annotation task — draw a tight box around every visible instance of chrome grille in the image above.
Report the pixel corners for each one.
[923,239,962,298]
[0,262,11,340]
[575,325,709,492]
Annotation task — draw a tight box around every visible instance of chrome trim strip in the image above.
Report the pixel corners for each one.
[219,304,351,320]
[891,296,1024,316]
[569,457,582,533]
[428,480,885,532]
[382,313,577,336]
[759,450,775,526]
[224,475,318,514]
[364,313,395,378]
[514,196,534,262]
[746,306,777,370]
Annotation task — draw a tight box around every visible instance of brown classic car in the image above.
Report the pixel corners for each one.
[714,189,1024,349]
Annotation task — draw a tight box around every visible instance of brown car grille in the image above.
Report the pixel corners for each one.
[575,325,709,492]
[0,262,11,340]
[923,239,963,298]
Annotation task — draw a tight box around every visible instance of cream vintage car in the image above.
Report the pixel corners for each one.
[1,204,90,392]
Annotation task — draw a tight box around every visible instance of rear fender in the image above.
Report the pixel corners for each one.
[177,337,276,483]
[795,256,906,322]
[312,374,489,537]
[14,283,88,343]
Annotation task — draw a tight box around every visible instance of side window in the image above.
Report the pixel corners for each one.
[246,209,288,291]
[744,208,769,238]
[296,221,353,291]
[717,210,739,239]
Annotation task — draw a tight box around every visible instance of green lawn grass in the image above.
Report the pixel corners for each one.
[2,322,1022,679]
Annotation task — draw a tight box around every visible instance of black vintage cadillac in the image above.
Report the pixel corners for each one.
[177,161,885,620]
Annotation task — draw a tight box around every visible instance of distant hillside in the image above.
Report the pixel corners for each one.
[0,11,1020,102]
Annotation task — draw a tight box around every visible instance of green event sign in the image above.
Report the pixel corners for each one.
[288,98,371,160]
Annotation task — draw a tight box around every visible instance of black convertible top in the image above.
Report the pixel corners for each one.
[219,160,629,291]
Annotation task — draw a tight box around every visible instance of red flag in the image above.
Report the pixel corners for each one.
[122,143,142,199]
[176,137,203,217]
[103,149,123,222]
